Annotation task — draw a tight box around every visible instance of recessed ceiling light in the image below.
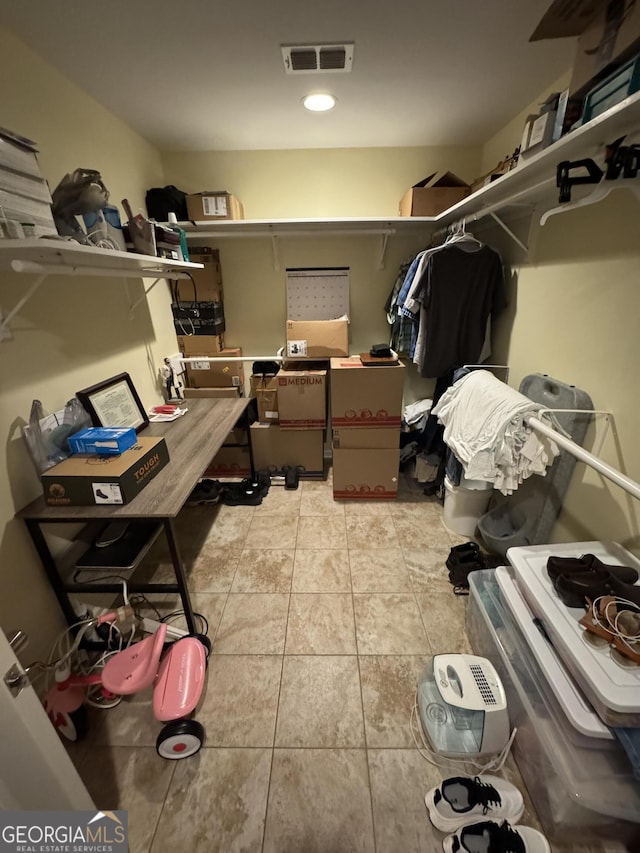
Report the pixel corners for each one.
[303,93,336,112]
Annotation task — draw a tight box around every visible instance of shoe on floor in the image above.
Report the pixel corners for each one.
[425,775,524,833]
[186,479,222,505]
[442,820,550,853]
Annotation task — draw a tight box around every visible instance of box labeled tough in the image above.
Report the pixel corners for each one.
[286,318,349,358]
[184,347,243,389]
[332,427,399,450]
[172,247,223,302]
[68,427,137,456]
[186,192,244,221]
[399,172,470,217]
[41,437,169,506]
[531,0,640,97]
[250,424,324,476]
[204,445,252,477]
[332,448,399,499]
[250,374,279,422]
[330,357,405,428]
[277,369,326,429]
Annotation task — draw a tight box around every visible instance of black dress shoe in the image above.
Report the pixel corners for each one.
[553,570,640,609]
[547,554,638,585]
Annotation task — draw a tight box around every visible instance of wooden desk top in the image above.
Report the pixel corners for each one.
[18,397,250,521]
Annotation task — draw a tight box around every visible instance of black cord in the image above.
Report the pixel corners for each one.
[161,610,209,636]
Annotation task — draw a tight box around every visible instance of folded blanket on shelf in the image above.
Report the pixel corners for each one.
[431,370,566,495]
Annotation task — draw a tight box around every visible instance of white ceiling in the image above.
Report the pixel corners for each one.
[0,1,574,152]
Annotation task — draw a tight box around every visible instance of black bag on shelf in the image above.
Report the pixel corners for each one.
[145,185,188,222]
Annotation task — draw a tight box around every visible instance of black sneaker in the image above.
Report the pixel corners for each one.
[425,776,524,833]
[186,479,222,505]
[442,820,551,853]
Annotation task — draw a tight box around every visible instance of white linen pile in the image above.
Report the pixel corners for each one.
[432,370,567,495]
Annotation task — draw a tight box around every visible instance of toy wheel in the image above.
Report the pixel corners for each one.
[54,706,89,742]
[156,719,205,759]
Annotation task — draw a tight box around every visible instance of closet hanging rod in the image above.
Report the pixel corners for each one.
[525,415,640,502]
[177,355,286,364]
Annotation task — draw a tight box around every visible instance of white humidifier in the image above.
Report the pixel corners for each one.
[417,653,510,757]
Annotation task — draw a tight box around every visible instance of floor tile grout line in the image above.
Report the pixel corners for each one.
[146,757,178,853]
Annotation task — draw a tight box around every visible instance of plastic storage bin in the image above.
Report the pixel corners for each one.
[443,475,492,537]
[466,569,640,845]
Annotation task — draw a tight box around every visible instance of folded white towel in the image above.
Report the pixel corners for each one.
[432,371,565,495]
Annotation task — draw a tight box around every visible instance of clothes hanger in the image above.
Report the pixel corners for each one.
[444,218,483,249]
[540,181,640,226]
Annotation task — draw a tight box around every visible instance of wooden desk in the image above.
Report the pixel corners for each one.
[18,398,253,634]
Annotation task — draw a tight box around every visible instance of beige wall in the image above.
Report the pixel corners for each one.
[479,119,640,554]
[480,71,571,175]
[162,146,481,219]
[0,28,174,662]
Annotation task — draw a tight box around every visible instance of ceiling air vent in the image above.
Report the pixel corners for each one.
[281,43,354,74]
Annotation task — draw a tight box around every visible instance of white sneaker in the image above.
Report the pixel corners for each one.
[442,820,551,853]
[425,775,524,832]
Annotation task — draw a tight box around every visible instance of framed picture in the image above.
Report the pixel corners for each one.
[76,372,149,433]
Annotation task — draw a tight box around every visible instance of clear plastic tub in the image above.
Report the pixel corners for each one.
[467,569,640,845]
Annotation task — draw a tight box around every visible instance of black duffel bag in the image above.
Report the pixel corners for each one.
[146,185,188,222]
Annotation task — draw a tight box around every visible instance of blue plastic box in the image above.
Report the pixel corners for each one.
[68,427,137,456]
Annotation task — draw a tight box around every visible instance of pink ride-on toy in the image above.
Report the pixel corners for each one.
[46,615,210,759]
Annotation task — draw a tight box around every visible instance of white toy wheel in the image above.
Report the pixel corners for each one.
[156,719,205,759]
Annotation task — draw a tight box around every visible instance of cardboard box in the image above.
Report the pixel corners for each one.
[173,247,223,302]
[186,192,244,221]
[185,348,244,389]
[250,374,279,422]
[68,427,137,456]
[330,357,405,428]
[183,387,240,399]
[204,445,252,478]
[177,334,225,356]
[277,369,326,429]
[399,172,470,217]
[41,437,169,506]
[286,318,349,358]
[332,448,399,499]
[531,0,640,97]
[332,428,399,450]
[250,424,324,476]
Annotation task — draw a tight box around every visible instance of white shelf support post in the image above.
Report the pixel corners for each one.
[271,234,281,271]
[378,232,390,270]
[0,273,47,342]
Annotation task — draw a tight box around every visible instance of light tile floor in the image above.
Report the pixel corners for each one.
[65,472,624,853]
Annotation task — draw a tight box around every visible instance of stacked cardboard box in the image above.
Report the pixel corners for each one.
[248,367,327,475]
[330,357,404,499]
[0,129,57,238]
[181,346,244,390]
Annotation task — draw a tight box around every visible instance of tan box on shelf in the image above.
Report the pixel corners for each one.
[277,369,326,429]
[531,0,640,97]
[183,387,240,399]
[250,374,279,423]
[332,427,399,450]
[286,318,348,358]
[185,347,244,389]
[41,437,169,506]
[250,424,324,476]
[204,445,252,478]
[186,192,244,221]
[399,172,470,217]
[177,334,225,356]
[173,247,223,302]
[332,448,399,500]
[330,357,405,428]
